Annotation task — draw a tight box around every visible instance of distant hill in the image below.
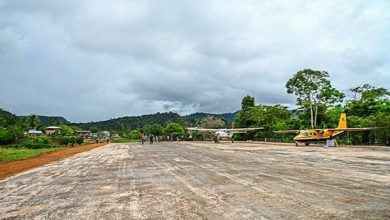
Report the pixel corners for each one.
[185,111,239,125]
[74,112,185,131]
[0,108,18,127]
[74,111,240,131]
[1,108,70,127]
[1,107,240,131]
[18,115,70,125]
[38,116,70,125]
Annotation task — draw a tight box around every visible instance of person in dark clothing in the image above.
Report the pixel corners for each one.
[149,134,154,144]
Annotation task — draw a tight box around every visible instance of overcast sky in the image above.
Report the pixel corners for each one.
[0,0,389,122]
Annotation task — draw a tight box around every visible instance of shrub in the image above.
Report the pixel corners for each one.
[16,137,55,149]
[53,136,84,145]
[0,129,14,145]
[128,130,141,140]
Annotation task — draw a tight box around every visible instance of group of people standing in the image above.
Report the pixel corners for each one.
[140,134,174,144]
[140,134,155,145]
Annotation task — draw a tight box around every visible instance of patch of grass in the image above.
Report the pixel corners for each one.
[0,147,65,163]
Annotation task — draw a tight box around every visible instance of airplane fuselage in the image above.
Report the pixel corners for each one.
[294,129,344,142]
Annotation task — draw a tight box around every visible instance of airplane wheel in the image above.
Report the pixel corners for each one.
[305,143,310,146]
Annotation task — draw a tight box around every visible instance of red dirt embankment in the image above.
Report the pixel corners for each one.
[0,143,106,180]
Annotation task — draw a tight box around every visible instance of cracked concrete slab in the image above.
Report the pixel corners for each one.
[0,142,389,219]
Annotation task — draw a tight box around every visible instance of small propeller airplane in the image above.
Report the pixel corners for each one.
[274,113,381,146]
[187,127,264,143]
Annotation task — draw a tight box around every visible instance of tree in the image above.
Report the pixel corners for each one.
[241,95,255,110]
[0,129,14,145]
[0,108,18,128]
[9,124,26,144]
[234,103,292,140]
[344,84,389,145]
[350,84,390,101]
[128,130,142,140]
[48,118,55,126]
[59,124,75,136]
[286,69,344,128]
[144,124,163,136]
[163,122,185,138]
[346,84,390,117]
[28,114,40,129]
[197,116,227,129]
[0,124,26,145]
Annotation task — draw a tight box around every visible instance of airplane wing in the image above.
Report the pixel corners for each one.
[187,127,220,132]
[187,127,263,132]
[273,130,300,134]
[326,127,384,132]
[226,127,264,132]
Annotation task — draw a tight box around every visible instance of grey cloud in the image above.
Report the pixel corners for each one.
[0,0,389,122]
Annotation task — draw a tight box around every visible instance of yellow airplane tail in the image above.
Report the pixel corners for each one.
[337,113,347,129]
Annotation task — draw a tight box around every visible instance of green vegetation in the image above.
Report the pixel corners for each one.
[52,136,84,146]
[128,130,142,140]
[164,122,185,138]
[16,137,58,149]
[0,109,18,127]
[0,111,87,162]
[241,95,256,110]
[75,112,184,131]
[144,124,163,136]
[0,147,64,163]
[286,69,344,128]
[27,114,40,129]
[197,116,227,129]
[18,115,69,126]
[186,112,238,126]
[233,69,389,145]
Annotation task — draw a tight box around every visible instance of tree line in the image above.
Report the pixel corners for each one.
[1,68,389,145]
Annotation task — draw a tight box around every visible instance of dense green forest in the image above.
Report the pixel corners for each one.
[186,112,239,126]
[19,116,69,125]
[74,112,187,132]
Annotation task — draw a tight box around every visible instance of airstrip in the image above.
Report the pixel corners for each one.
[1,142,389,219]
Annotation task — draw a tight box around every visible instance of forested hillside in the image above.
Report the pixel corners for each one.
[185,111,239,125]
[0,109,18,127]
[18,116,69,125]
[74,112,187,131]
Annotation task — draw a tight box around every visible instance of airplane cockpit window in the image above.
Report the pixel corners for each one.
[299,131,308,136]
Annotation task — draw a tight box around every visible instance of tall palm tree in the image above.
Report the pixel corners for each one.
[28,114,40,129]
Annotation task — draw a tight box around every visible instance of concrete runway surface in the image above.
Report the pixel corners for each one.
[1,142,389,219]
